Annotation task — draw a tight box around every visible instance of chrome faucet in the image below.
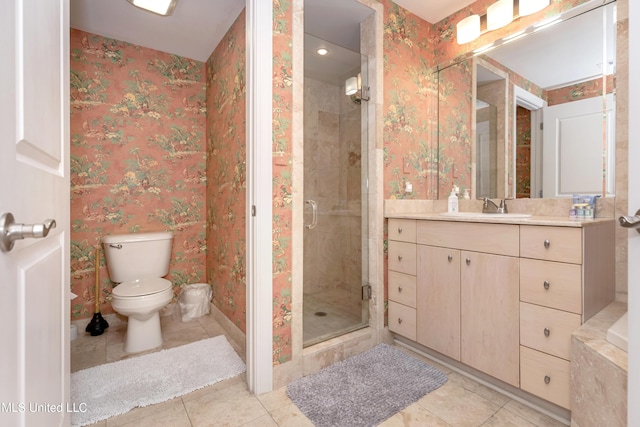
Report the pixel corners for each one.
[482,198,508,214]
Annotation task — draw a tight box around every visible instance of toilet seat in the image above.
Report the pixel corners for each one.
[112,277,172,298]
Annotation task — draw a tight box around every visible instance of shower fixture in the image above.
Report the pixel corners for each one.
[345,73,370,104]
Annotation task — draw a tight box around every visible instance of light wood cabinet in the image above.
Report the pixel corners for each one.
[460,250,520,387]
[518,222,615,409]
[416,221,520,387]
[388,219,417,340]
[416,245,460,361]
[386,217,615,410]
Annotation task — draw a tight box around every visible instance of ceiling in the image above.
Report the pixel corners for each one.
[70,0,473,62]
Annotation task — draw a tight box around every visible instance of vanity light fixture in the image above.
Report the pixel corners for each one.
[519,0,550,16]
[126,0,178,16]
[456,0,550,44]
[316,48,329,56]
[457,15,481,45]
[487,0,513,30]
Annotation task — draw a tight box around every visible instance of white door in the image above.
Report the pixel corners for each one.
[542,94,615,198]
[0,1,70,426]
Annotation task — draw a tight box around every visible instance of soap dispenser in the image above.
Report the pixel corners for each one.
[447,188,459,213]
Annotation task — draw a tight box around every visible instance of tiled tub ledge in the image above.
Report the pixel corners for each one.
[570,301,627,427]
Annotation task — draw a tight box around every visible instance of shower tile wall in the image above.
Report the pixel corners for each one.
[303,77,362,304]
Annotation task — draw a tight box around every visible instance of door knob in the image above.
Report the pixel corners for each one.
[0,212,57,252]
[619,209,640,234]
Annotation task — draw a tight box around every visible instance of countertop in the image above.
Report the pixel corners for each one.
[385,212,615,227]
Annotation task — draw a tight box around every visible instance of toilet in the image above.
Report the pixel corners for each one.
[102,231,174,353]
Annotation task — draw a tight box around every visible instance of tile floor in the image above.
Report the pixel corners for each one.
[303,288,368,347]
[72,308,567,427]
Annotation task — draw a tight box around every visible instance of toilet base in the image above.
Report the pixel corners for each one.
[123,311,163,353]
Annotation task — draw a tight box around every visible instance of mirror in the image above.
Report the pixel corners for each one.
[437,1,617,199]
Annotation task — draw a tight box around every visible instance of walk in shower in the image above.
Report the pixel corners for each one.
[303,34,369,347]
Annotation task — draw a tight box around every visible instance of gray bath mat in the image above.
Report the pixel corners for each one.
[286,343,447,427]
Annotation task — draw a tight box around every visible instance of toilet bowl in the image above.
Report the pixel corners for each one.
[103,232,174,353]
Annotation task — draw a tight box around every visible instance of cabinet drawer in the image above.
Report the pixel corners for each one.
[389,271,417,308]
[388,241,417,275]
[389,219,416,243]
[520,225,582,264]
[417,221,519,256]
[520,346,571,409]
[520,302,581,360]
[520,259,582,314]
[388,301,416,341]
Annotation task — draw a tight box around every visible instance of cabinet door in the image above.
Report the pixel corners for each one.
[461,251,520,387]
[416,246,461,360]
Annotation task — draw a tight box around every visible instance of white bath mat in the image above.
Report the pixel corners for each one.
[70,335,245,427]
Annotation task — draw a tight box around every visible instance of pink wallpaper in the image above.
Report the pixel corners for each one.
[515,106,532,198]
[69,29,207,319]
[381,0,438,200]
[206,11,247,333]
[272,0,294,365]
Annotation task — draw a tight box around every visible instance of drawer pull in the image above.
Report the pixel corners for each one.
[397,255,403,261]
[544,239,551,249]
[398,318,403,324]
[398,286,403,293]
[398,226,403,234]
[466,257,471,266]
[544,375,551,384]
[544,327,550,337]
[448,254,453,262]
[543,280,550,290]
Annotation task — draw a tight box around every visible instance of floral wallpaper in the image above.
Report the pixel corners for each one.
[69,29,207,319]
[546,75,615,106]
[206,11,247,332]
[437,60,473,196]
[272,0,294,365]
[515,106,532,198]
[380,0,438,200]
[376,0,598,201]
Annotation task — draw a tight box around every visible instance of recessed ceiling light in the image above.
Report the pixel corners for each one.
[127,0,178,16]
[316,48,329,56]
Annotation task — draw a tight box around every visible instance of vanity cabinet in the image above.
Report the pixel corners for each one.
[416,246,460,361]
[416,221,520,387]
[518,223,615,409]
[386,216,615,410]
[388,219,417,341]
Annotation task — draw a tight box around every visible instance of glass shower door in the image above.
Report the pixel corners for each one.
[302,35,369,347]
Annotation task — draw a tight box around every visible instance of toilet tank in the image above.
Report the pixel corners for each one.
[102,232,173,283]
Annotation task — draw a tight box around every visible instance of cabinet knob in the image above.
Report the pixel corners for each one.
[544,280,550,290]
[466,257,471,266]
[448,254,453,262]
[544,375,551,384]
[398,226,403,234]
[544,327,550,337]
[398,318,403,324]
[398,255,403,261]
[398,286,403,293]
[544,239,551,249]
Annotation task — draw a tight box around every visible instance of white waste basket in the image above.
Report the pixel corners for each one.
[179,283,212,322]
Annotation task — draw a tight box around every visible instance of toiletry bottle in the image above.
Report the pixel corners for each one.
[448,188,459,213]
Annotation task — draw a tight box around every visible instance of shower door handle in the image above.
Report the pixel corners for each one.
[305,200,318,229]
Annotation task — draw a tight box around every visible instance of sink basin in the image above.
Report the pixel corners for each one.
[439,212,532,219]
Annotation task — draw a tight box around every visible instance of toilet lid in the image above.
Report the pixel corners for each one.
[112,278,172,297]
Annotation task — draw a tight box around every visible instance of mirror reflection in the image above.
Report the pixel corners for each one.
[438,1,617,199]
